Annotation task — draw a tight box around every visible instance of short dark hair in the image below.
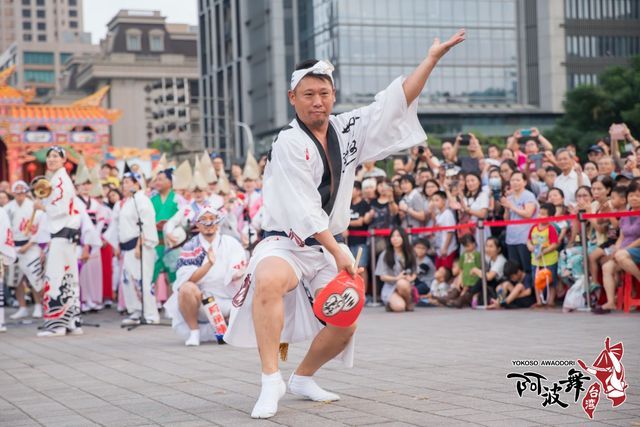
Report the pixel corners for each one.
[612,185,628,198]
[353,181,362,191]
[413,238,430,249]
[545,166,562,175]
[459,234,476,247]
[432,190,447,200]
[503,260,522,278]
[626,180,640,195]
[441,267,453,282]
[488,143,500,151]
[399,174,415,188]
[540,203,556,216]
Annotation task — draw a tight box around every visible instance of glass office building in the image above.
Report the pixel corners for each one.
[298,0,519,106]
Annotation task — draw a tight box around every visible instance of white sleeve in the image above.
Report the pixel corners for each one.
[103,205,120,250]
[32,211,50,244]
[44,176,71,221]
[0,210,16,264]
[163,207,185,237]
[223,238,248,293]
[263,136,329,240]
[139,195,159,248]
[335,77,427,164]
[80,211,102,248]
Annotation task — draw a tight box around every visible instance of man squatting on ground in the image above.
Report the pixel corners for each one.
[225,30,465,418]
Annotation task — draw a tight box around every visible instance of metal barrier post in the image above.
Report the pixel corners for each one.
[578,210,592,311]
[368,232,381,307]
[475,220,488,309]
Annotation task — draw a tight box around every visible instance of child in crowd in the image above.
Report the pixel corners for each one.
[413,238,436,298]
[446,234,481,308]
[527,203,559,307]
[487,260,536,309]
[418,266,452,306]
[430,191,458,269]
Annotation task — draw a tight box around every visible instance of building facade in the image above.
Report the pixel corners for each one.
[0,0,95,101]
[198,0,640,157]
[63,10,200,150]
[145,77,200,149]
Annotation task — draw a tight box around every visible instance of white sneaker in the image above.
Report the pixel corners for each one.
[121,313,141,326]
[185,330,200,346]
[93,304,104,311]
[10,307,29,320]
[0,324,6,333]
[32,304,43,318]
[37,327,66,337]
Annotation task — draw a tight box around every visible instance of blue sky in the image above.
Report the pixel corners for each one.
[84,0,198,43]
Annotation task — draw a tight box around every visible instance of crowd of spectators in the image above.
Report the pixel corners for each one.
[347,124,640,314]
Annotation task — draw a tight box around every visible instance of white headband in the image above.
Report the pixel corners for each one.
[290,60,335,91]
[196,205,225,224]
[11,180,29,193]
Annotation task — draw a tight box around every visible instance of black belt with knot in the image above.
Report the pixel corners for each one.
[263,230,344,247]
[119,237,139,251]
[50,227,80,244]
[14,240,29,247]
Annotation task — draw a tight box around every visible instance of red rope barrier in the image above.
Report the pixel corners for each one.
[347,210,640,238]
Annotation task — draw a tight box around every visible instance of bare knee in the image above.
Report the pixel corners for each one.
[254,258,297,304]
[396,279,411,293]
[614,250,629,264]
[179,282,201,301]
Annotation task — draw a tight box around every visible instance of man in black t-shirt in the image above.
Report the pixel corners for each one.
[348,181,374,292]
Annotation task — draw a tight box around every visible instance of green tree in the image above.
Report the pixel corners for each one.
[547,56,640,154]
[150,139,183,156]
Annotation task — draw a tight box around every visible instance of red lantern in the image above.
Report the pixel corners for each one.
[26,163,37,174]
[64,161,73,173]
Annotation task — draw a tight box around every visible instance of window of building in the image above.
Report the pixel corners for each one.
[35,87,51,97]
[37,34,46,41]
[21,0,29,4]
[69,20,77,28]
[60,52,72,64]
[24,51,54,64]
[23,21,31,30]
[23,34,32,41]
[149,30,164,52]
[36,0,44,4]
[69,0,77,5]
[126,29,142,51]
[69,9,77,17]
[36,10,45,18]
[24,69,55,83]
[22,9,30,17]
[37,22,45,30]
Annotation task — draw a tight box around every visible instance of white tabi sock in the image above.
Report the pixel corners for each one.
[185,330,200,346]
[251,371,286,419]
[288,373,340,402]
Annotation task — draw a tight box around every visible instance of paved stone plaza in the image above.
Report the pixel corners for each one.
[1,307,638,427]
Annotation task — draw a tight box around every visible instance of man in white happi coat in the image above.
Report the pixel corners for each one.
[164,206,246,346]
[225,30,465,418]
[37,146,83,337]
[0,206,17,332]
[106,172,160,325]
[5,181,47,320]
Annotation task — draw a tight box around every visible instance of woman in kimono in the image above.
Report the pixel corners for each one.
[225,30,465,418]
[0,206,17,332]
[5,180,47,320]
[37,146,83,337]
[105,172,159,325]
